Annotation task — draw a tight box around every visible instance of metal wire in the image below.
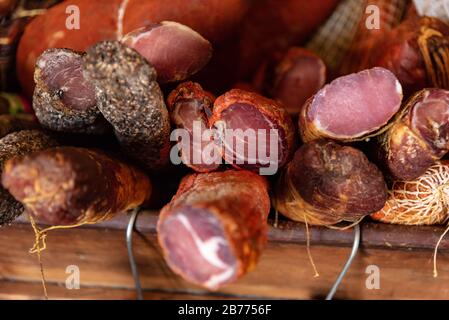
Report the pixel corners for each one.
[325,224,361,300]
[126,208,144,300]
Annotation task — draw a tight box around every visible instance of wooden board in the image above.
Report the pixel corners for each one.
[1,211,449,300]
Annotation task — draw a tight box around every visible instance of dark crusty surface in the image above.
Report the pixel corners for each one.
[83,41,171,170]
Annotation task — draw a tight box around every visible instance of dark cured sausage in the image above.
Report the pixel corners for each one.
[2,147,151,226]
[274,140,387,226]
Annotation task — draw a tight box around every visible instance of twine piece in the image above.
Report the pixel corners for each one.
[29,214,48,300]
[304,215,319,278]
[433,223,449,278]
[418,26,449,89]
[374,163,449,225]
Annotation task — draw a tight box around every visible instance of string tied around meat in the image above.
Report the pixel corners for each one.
[27,209,122,299]
[273,168,366,278]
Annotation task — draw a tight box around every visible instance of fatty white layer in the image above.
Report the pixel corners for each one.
[176,213,235,288]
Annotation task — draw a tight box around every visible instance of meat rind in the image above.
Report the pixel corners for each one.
[17,0,252,98]
[210,89,296,173]
[167,82,219,172]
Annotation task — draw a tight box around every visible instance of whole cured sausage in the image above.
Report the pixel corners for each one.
[274,139,388,226]
[2,147,151,226]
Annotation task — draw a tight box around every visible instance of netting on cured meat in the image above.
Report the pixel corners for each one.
[372,162,449,225]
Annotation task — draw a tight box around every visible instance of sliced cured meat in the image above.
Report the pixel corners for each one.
[123,21,212,83]
[378,88,449,180]
[37,49,96,110]
[236,0,338,78]
[299,67,403,142]
[210,89,296,175]
[157,170,270,290]
[158,207,237,288]
[411,89,449,156]
[33,48,109,134]
[167,82,220,172]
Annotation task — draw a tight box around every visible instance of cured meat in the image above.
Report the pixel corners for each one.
[210,89,296,175]
[274,139,388,226]
[371,17,449,96]
[123,21,212,83]
[372,161,449,225]
[16,0,251,98]
[157,170,270,290]
[33,48,110,134]
[122,0,250,44]
[270,49,325,116]
[167,82,220,172]
[377,88,449,181]
[254,47,326,115]
[0,130,58,226]
[83,40,171,170]
[2,146,151,226]
[299,67,403,142]
[236,0,338,78]
[337,0,409,76]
